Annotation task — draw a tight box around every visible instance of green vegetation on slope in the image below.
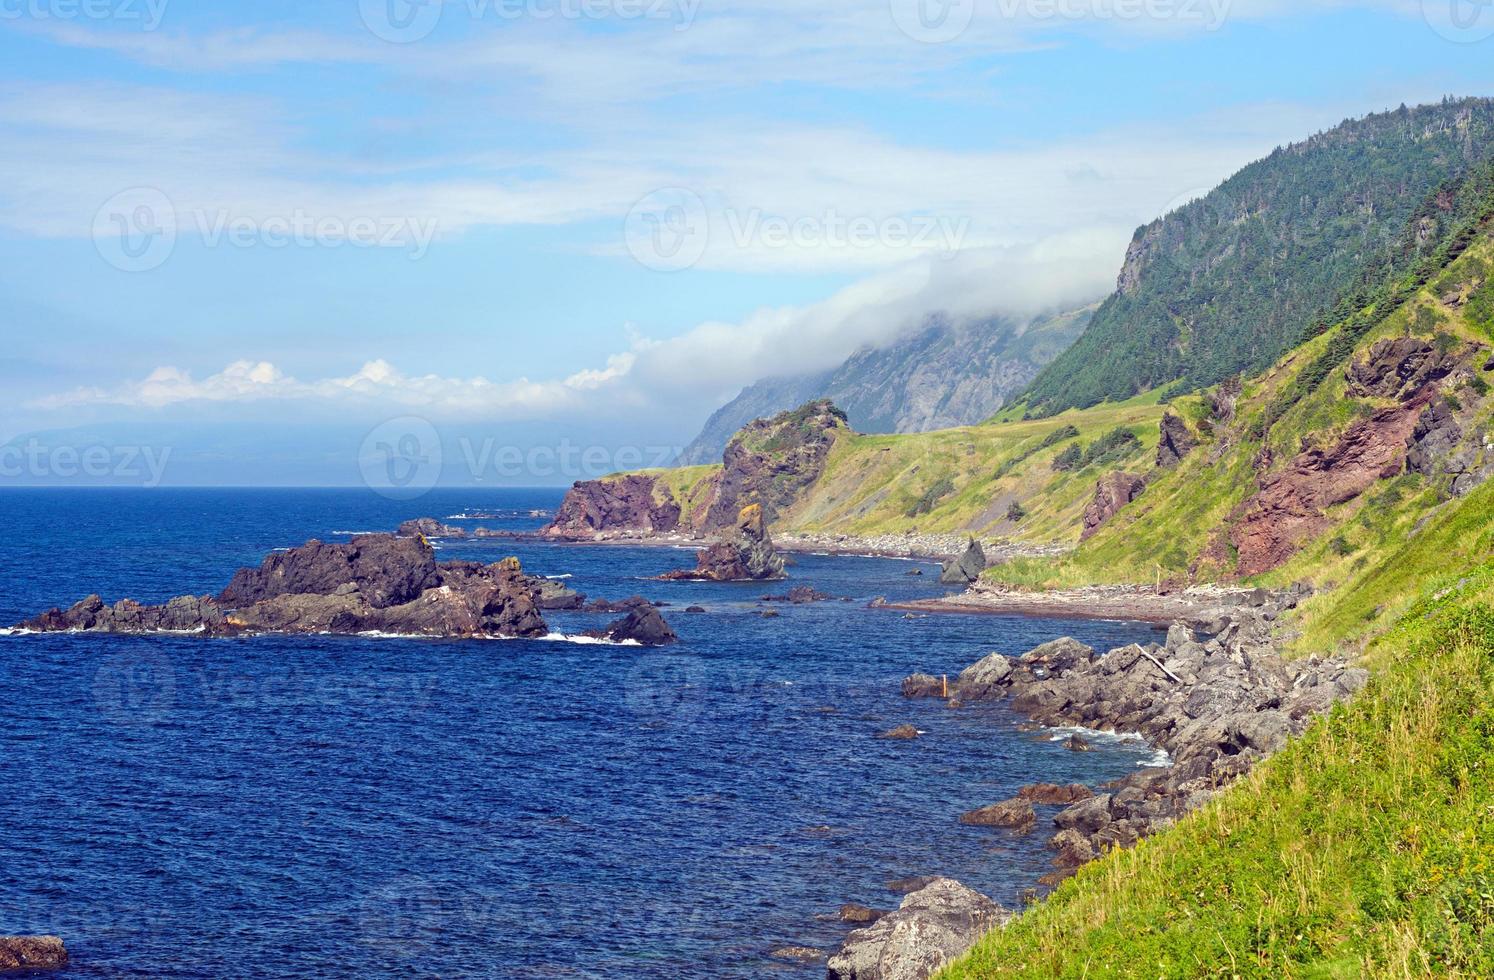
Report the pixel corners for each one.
[1022,97,1494,416]
[940,483,1494,979]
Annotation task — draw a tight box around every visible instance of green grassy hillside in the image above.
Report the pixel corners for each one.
[939,482,1494,979]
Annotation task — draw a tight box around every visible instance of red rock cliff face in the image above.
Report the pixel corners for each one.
[541,474,682,538]
[1230,402,1427,576]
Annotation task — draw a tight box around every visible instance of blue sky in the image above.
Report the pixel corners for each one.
[2,0,1493,485]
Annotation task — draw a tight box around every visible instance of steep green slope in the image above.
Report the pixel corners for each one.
[991,197,1494,594]
[941,487,1494,979]
[1021,97,1494,416]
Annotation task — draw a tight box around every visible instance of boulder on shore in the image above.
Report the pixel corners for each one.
[938,539,986,584]
[958,798,1035,830]
[0,936,68,971]
[826,878,1009,980]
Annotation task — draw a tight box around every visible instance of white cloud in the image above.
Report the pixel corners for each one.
[31,227,1122,418]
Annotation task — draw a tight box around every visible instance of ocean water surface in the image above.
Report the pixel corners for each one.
[0,488,1164,978]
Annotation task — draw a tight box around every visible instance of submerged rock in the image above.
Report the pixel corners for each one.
[826,878,1009,980]
[0,936,68,971]
[879,724,920,740]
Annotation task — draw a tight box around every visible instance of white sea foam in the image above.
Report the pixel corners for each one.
[544,574,573,580]
[1043,723,1172,767]
[537,632,641,647]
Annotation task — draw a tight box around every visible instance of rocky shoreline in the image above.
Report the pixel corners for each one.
[821,588,1367,977]
[884,580,1305,626]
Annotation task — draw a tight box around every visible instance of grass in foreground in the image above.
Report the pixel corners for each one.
[939,556,1494,979]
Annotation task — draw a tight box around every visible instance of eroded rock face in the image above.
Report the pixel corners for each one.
[1230,403,1425,575]
[826,878,1009,980]
[1156,412,1197,467]
[1405,397,1464,477]
[220,535,441,610]
[1344,338,1455,399]
[700,400,847,532]
[660,504,785,582]
[0,936,68,971]
[542,474,682,538]
[17,537,571,642]
[938,539,986,584]
[1081,472,1146,540]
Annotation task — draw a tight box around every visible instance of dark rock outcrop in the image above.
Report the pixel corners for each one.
[1017,783,1094,805]
[660,504,785,582]
[938,539,986,584]
[542,474,682,538]
[826,878,1009,980]
[220,534,441,610]
[592,603,678,646]
[396,517,467,539]
[880,724,920,740]
[0,936,68,971]
[1405,397,1463,476]
[1344,338,1455,399]
[840,903,886,925]
[1080,472,1146,540]
[1155,412,1197,467]
[18,536,566,642]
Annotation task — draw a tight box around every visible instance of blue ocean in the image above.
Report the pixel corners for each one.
[0,488,1164,978]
